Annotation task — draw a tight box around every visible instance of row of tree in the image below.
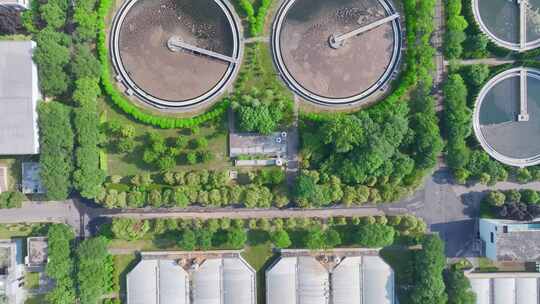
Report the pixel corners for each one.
[99,168,287,208]
[109,214,427,246]
[443,71,508,185]
[444,0,468,59]
[46,224,114,304]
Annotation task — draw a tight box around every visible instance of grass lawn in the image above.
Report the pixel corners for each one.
[25,272,40,290]
[113,254,138,299]
[99,98,232,177]
[241,230,276,304]
[24,295,46,304]
[476,257,499,272]
[240,43,292,98]
[0,223,44,239]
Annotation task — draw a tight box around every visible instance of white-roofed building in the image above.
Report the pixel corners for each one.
[127,256,256,304]
[127,259,189,304]
[0,41,40,155]
[266,254,395,304]
[467,272,540,304]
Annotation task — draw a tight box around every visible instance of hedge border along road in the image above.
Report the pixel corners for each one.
[96,0,230,129]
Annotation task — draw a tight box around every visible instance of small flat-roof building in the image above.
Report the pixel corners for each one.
[21,162,44,194]
[0,41,40,155]
[229,132,287,157]
[127,255,256,304]
[467,272,540,304]
[25,237,48,271]
[479,218,540,262]
[266,253,395,304]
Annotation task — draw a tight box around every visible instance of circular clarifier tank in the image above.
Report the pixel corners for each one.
[272,0,402,106]
[110,0,242,109]
[473,67,540,167]
[473,0,540,51]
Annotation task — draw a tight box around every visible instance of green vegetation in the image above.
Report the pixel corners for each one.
[444,0,468,59]
[480,189,540,220]
[25,272,40,290]
[444,267,476,304]
[38,102,74,200]
[232,43,294,134]
[107,215,427,251]
[299,0,442,204]
[410,235,448,304]
[46,224,76,304]
[236,0,272,36]
[73,77,106,200]
[76,237,114,304]
[45,224,115,304]
[0,191,25,209]
[98,169,287,208]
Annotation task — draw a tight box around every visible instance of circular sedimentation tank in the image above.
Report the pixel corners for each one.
[473,67,540,167]
[473,0,540,51]
[272,0,402,106]
[110,0,242,109]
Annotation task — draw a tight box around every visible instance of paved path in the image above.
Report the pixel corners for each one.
[444,58,515,66]
[433,0,445,112]
[244,37,270,44]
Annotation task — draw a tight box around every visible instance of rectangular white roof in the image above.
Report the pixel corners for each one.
[469,274,540,304]
[267,254,394,304]
[266,256,296,304]
[222,258,256,304]
[0,41,40,155]
[127,259,189,304]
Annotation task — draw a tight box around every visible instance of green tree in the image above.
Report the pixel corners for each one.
[38,102,74,200]
[76,237,113,304]
[179,229,197,250]
[226,228,247,249]
[270,229,291,248]
[111,218,150,241]
[46,224,76,304]
[410,235,448,304]
[485,191,505,207]
[444,268,476,304]
[324,228,342,248]
[354,224,395,247]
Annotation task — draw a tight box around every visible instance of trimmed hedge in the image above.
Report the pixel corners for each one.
[96,0,229,129]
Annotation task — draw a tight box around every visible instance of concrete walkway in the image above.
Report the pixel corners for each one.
[244,36,270,44]
[444,58,515,66]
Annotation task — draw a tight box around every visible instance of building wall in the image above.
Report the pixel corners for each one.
[479,219,498,261]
